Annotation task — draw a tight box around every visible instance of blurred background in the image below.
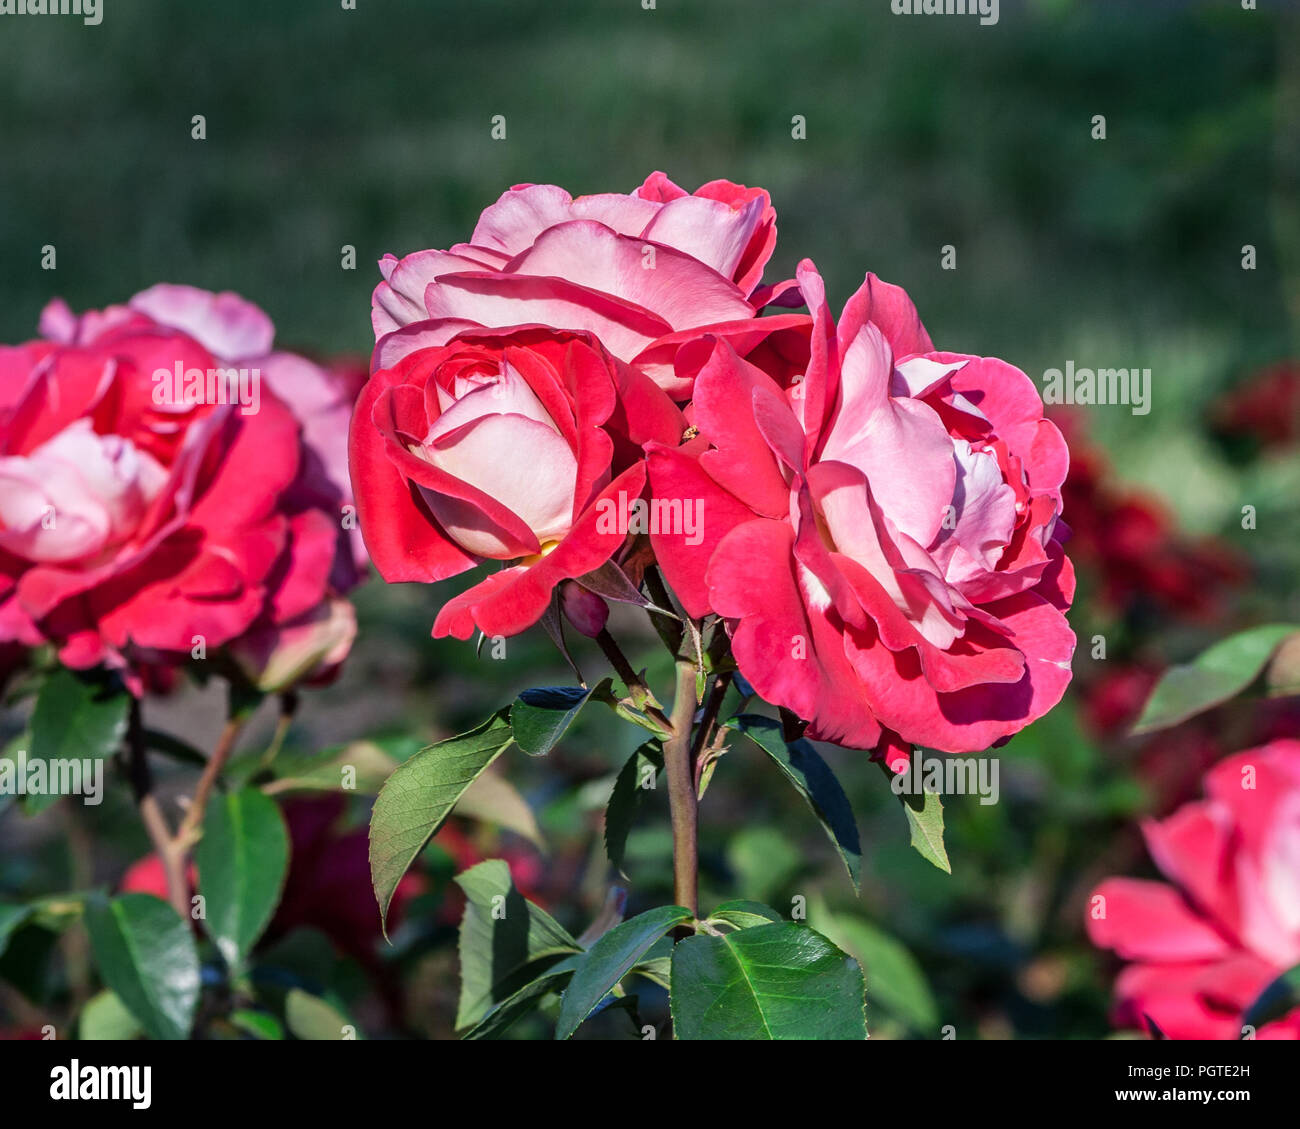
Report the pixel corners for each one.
[2,0,1299,1039]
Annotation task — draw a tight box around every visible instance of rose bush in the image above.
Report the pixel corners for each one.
[4,172,1083,1043]
[1088,739,1300,1039]
[648,262,1075,752]
[0,286,361,691]
[346,173,1087,1038]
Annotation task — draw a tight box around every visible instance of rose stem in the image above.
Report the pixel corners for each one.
[259,689,299,770]
[690,671,733,786]
[594,627,674,734]
[664,658,701,921]
[176,709,247,849]
[125,697,189,918]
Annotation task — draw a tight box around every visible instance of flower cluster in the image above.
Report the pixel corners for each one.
[351,174,1076,752]
[0,285,365,693]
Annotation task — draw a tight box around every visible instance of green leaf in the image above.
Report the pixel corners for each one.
[556,905,692,1039]
[575,886,628,948]
[260,741,398,796]
[1243,963,1300,1032]
[670,922,867,1040]
[463,955,580,1040]
[510,679,612,756]
[1133,624,1300,734]
[603,742,663,875]
[229,1009,284,1040]
[285,988,360,1040]
[79,990,142,1040]
[903,788,950,872]
[455,770,545,852]
[195,788,290,972]
[0,902,32,960]
[23,667,129,814]
[25,892,88,932]
[1266,633,1300,697]
[730,715,862,891]
[454,859,580,1031]
[706,900,784,930]
[84,894,199,1041]
[879,760,951,873]
[630,937,673,989]
[812,908,938,1034]
[727,826,802,904]
[368,710,513,933]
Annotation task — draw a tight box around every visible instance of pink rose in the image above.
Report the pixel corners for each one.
[1087,739,1300,1040]
[258,353,370,573]
[648,261,1074,752]
[349,326,682,640]
[370,173,808,398]
[42,284,370,572]
[229,595,358,693]
[0,420,167,565]
[0,291,359,689]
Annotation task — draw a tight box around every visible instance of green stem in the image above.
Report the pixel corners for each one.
[665,659,700,919]
[258,689,299,770]
[595,627,674,733]
[691,671,733,771]
[177,700,246,849]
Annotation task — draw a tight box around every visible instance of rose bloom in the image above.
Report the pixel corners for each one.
[42,284,370,572]
[0,287,360,691]
[1088,740,1300,1039]
[370,172,809,398]
[350,325,682,640]
[649,262,1074,752]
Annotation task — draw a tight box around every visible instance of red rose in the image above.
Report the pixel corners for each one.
[349,326,681,639]
[1212,360,1300,452]
[42,285,370,575]
[1,290,359,689]
[648,262,1074,752]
